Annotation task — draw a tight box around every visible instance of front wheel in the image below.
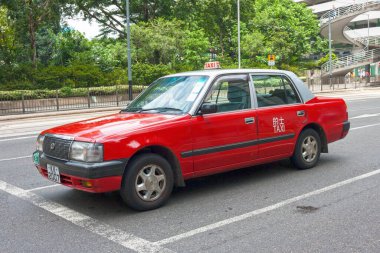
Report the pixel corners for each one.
[291,129,321,170]
[120,154,174,211]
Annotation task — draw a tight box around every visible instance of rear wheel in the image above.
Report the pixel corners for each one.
[291,129,321,170]
[120,154,173,211]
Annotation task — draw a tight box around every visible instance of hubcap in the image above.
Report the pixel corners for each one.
[301,136,318,163]
[135,164,166,202]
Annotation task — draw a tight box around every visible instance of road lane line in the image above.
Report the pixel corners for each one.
[0,135,38,141]
[350,113,380,119]
[0,156,31,162]
[154,169,380,246]
[350,106,380,112]
[26,184,61,192]
[351,123,380,130]
[0,180,174,253]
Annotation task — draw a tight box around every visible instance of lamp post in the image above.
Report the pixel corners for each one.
[237,0,241,69]
[328,9,332,87]
[126,0,132,100]
[367,13,370,50]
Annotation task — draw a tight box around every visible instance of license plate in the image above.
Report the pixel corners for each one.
[33,152,40,165]
[47,164,61,183]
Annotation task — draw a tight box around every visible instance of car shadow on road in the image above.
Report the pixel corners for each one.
[39,159,296,213]
[37,155,345,219]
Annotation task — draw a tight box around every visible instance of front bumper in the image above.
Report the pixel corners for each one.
[34,151,128,193]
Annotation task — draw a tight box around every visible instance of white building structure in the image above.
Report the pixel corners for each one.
[296,0,380,78]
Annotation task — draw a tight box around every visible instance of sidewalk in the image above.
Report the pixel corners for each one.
[313,86,380,94]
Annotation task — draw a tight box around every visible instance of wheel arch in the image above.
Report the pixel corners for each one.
[300,123,328,153]
[127,145,185,187]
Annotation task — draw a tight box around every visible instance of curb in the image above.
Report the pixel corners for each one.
[313,86,380,94]
[0,107,123,122]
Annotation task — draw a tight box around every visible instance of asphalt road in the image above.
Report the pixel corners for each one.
[1,89,380,253]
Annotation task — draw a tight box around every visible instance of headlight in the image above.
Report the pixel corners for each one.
[70,141,103,163]
[36,135,45,151]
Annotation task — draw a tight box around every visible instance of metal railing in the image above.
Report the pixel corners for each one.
[321,48,380,76]
[306,75,378,92]
[0,85,148,115]
[344,26,368,48]
[344,26,380,49]
[366,36,380,47]
[320,1,380,27]
[1,81,378,116]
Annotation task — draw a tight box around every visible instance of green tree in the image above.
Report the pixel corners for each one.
[3,0,63,68]
[132,19,210,69]
[69,0,175,36]
[246,0,321,66]
[50,29,91,66]
[0,6,19,66]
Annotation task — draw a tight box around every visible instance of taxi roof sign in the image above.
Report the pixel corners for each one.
[204,61,221,70]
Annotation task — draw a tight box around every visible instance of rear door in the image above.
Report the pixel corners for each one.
[188,74,258,175]
[251,74,306,159]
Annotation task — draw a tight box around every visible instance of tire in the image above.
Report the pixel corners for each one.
[291,128,321,170]
[120,153,174,211]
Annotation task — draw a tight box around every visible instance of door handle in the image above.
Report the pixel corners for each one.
[245,117,255,124]
[297,110,305,117]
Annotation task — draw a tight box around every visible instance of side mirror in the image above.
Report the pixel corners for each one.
[199,103,217,115]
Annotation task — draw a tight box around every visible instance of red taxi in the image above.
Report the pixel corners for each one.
[33,69,350,211]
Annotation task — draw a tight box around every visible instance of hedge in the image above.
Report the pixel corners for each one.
[0,85,146,100]
[0,63,173,91]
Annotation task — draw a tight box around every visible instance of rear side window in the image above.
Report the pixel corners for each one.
[204,75,251,113]
[252,75,301,107]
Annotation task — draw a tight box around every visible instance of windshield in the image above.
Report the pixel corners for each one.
[124,75,209,114]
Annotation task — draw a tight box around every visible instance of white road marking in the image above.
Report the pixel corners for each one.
[346,97,380,102]
[347,99,369,102]
[0,135,36,142]
[0,133,39,139]
[0,180,174,253]
[26,184,60,192]
[154,169,380,246]
[350,113,380,119]
[350,106,380,112]
[351,123,380,130]
[0,155,31,162]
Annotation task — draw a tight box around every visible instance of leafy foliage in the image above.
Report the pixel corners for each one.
[0,0,325,91]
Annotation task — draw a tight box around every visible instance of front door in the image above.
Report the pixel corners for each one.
[188,74,258,175]
[251,74,306,159]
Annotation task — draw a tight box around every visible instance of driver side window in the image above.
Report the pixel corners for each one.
[204,75,251,113]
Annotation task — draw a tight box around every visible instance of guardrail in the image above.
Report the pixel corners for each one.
[320,1,380,27]
[321,48,380,76]
[0,85,147,115]
[306,75,378,92]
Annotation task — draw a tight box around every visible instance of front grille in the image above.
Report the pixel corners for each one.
[43,135,73,161]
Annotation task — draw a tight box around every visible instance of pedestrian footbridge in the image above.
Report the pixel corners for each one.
[320,1,380,77]
[321,48,380,77]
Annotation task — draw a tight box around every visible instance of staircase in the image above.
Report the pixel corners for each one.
[320,1,380,45]
[320,0,380,77]
[344,27,380,50]
[321,48,380,76]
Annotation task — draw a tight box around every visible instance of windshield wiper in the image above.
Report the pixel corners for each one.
[139,107,183,113]
[121,107,183,113]
[121,107,142,112]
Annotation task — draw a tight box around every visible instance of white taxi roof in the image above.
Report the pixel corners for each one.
[166,69,289,78]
